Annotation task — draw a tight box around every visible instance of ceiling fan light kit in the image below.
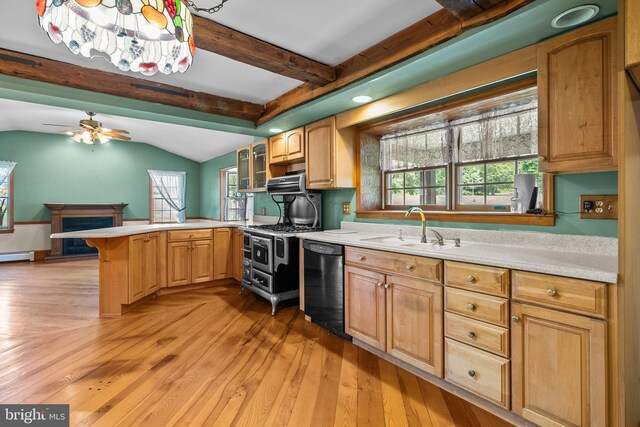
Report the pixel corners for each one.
[37,0,196,76]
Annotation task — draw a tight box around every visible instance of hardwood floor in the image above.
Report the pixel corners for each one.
[0,259,512,426]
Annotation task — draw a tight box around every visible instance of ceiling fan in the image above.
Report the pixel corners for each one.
[44,112,131,145]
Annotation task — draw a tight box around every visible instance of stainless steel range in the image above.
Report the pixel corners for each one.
[240,172,321,314]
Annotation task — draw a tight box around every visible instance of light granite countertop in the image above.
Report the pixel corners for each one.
[297,223,618,283]
[50,220,252,239]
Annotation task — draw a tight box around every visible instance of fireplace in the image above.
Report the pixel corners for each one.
[62,216,114,256]
[45,203,127,260]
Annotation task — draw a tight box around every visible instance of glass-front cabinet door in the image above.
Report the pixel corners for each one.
[252,141,268,192]
[237,145,251,192]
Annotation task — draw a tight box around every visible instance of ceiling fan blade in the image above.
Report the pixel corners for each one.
[56,129,84,135]
[43,123,77,127]
[103,128,130,134]
[103,132,131,141]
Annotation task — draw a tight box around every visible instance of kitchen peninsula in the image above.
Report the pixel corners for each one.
[52,221,247,316]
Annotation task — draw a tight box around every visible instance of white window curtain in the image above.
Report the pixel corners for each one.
[454,99,538,163]
[379,99,538,170]
[0,161,16,186]
[148,169,187,223]
[380,122,453,171]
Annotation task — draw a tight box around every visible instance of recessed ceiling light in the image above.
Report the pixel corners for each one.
[551,5,599,29]
[352,95,373,104]
[269,128,283,134]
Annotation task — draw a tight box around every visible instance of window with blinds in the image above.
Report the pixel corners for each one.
[379,98,541,211]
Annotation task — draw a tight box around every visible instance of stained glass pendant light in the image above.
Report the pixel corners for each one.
[36,0,195,76]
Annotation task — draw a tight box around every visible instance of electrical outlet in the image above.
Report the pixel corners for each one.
[342,202,351,215]
[579,195,618,220]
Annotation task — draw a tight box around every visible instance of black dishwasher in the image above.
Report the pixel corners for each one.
[303,240,352,341]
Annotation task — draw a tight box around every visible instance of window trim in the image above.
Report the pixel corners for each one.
[148,178,179,224]
[0,171,14,234]
[383,165,450,211]
[454,156,539,212]
[354,78,555,226]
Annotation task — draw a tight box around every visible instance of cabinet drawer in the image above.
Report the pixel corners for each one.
[512,271,607,318]
[167,229,213,242]
[445,312,509,358]
[445,261,509,297]
[345,247,442,283]
[445,288,509,327]
[445,339,510,409]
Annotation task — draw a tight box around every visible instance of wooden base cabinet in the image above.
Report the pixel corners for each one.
[511,302,607,427]
[128,233,159,303]
[213,228,232,280]
[167,230,214,287]
[345,264,443,377]
[231,228,243,281]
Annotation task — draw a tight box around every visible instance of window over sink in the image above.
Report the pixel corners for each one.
[357,81,553,225]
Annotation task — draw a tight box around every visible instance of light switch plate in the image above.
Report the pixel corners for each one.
[342,202,351,215]
[579,195,618,219]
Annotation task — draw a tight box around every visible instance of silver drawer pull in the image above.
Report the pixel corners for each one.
[467,303,476,311]
[468,331,476,339]
[468,370,476,378]
[406,264,414,271]
[546,288,558,296]
[359,256,366,262]
[466,275,476,283]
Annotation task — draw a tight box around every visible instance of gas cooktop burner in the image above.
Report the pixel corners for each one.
[249,224,319,233]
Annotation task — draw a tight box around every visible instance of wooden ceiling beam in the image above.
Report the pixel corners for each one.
[433,0,484,20]
[0,48,264,123]
[257,0,535,126]
[193,16,336,86]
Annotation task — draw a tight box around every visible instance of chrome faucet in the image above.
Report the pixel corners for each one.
[405,207,427,243]
[405,207,445,245]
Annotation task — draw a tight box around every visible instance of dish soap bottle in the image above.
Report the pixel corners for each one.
[511,190,522,213]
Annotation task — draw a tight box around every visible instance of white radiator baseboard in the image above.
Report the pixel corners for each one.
[0,252,34,263]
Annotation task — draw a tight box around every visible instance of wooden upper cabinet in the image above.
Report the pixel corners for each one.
[251,141,269,192]
[345,265,387,350]
[268,134,287,164]
[213,228,232,280]
[386,274,443,377]
[511,302,606,427]
[237,145,252,192]
[305,116,356,189]
[537,17,617,173]
[285,128,305,161]
[269,128,305,165]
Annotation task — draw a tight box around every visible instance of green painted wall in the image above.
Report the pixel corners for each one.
[199,150,236,220]
[0,130,201,221]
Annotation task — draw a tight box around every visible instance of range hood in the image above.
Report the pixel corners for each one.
[266,173,307,195]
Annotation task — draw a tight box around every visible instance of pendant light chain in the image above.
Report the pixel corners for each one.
[185,0,230,14]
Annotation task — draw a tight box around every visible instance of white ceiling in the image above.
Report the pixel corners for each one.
[0,98,254,162]
[0,0,441,104]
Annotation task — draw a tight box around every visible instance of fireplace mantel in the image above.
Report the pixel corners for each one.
[45,203,128,259]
